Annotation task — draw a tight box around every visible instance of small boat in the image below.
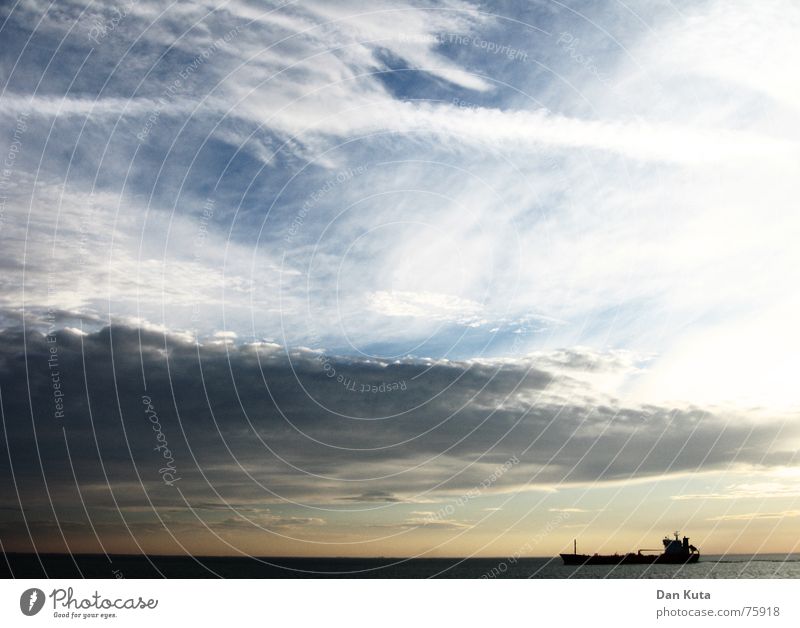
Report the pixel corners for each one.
[560,532,699,565]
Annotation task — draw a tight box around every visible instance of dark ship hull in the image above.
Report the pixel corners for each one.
[560,552,699,566]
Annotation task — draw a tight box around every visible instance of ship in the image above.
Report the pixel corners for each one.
[560,532,699,565]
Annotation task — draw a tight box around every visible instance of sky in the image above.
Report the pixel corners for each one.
[0,0,799,562]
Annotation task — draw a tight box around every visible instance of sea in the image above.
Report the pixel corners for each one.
[2,553,799,578]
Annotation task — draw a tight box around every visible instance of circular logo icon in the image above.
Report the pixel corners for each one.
[20,588,45,616]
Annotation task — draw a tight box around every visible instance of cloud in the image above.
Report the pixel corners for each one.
[365,517,470,531]
[3,0,799,391]
[708,511,800,522]
[0,324,796,549]
[672,474,800,501]
[367,290,485,325]
[338,491,404,503]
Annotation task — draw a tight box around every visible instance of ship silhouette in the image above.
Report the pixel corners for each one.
[561,532,699,565]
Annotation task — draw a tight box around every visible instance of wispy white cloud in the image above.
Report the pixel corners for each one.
[708,511,800,522]
[3,0,799,412]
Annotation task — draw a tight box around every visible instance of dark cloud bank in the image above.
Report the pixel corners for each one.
[0,325,793,551]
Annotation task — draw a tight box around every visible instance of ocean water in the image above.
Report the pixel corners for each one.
[3,553,799,578]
